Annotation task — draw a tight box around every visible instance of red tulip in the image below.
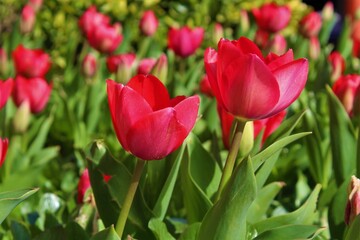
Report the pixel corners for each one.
[252,3,291,33]
[267,34,287,55]
[106,53,136,73]
[77,168,91,203]
[107,74,200,160]
[12,75,52,114]
[199,74,214,98]
[0,138,8,168]
[328,51,345,82]
[82,54,97,78]
[78,6,110,36]
[20,5,36,34]
[137,58,156,75]
[299,12,322,38]
[139,10,159,36]
[168,26,204,58]
[0,78,13,110]
[254,29,270,49]
[12,45,51,78]
[345,176,360,225]
[87,23,123,54]
[332,74,360,115]
[205,37,308,120]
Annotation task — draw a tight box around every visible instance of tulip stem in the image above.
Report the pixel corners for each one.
[115,159,146,238]
[215,119,246,202]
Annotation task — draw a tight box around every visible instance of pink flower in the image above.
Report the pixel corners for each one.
[309,37,320,60]
[332,74,360,115]
[12,45,51,78]
[252,3,291,33]
[20,5,36,34]
[205,37,308,120]
[87,23,123,54]
[137,58,157,75]
[267,34,287,55]
[0,78,13,110]
[12,75,52,114]
[106,53,136,73]
[139,10,159,36]
[107,74,200,160]
[299,12,322,38]
[78,6,110,36]
[0,138,8,168]
[168,26,204,58]
[345,176,360,225]
[82,54,97,78]
[328,51,345,81]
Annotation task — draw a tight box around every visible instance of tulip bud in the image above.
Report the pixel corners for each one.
[353,85,360,117]
[252,3,291,33]
[20,5,36,34]
[151,53,168,84]
[77,169,91,204]
[238,121,254,158]
[28,0,43,12]
[168,26,204,58]
[267,34,287,55]
[13,101,31,134]
[82,54,97,78]
[345,176,360,225]
[213,23,224,44]
[139,10,159,36]
[0,48,8,76]
[299,12,322,38]
[240,10,250,33]
[106,53,136,83]
[0,78,13,110]
[137,58,156,75]
[309,37,320,60]
[0,138,9,168]
[254,29,270,49]
[333,75,360,115]
[328,51,345,83]
[322,2,334,21]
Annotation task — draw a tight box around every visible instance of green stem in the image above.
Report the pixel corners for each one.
[115,159,146,238]
[215,119,246,202]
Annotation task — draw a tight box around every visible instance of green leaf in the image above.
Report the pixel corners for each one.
[0,188,39,224]
[178,223,201,240]
[326,86,356,185]
[344,214,360,240]
[148,218,175,240]
[253,224,324,240]
[65,221,90,240]
[11,221,31,240]
[153,145,185,220]
[329,179,348,239]
[253,185,321,234]
[197,157,257,240]
[247,182,285,224]
[27,115,53,157]
[90,226,120,240]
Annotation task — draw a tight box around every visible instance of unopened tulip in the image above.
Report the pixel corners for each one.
[309,37,320,60]
[255,29,270,49]
[332,75,360,115]
[322,2,334,21]
[137,58,156,75]
[79,6,110,36]
[20,5,36,34]
[28,0,43,12]
[0,48,8,75]
[151,53,168,83]
[168,26,204,58]
[12,45,51,78]
[199,74,214,98]
[139,10,159,36]
[345,176,360,225]
[267,34,287,55]
[352,20,360,58]
[299,12,322,38]
[252,3,291,33]
[239,10,250,33]
[13,101,30,133]
[328,51,345,82]
[0,78,13,110]
[353,84,360,117]
[205,37,308,120]
[87,23,123,54]
[106,53,136,83]
[12,76,52,114]
[107,74,200,160]
[82,54,97,78]
[213,23,224,44]
[0,138,9,168]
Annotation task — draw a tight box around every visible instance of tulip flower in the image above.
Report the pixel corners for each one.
[328,51,345,82]
[139,10,159,36]
[204,37,308,120]
[322,2,334,21]
[252,3,291,33]
[151,54,168,83]
[353,84,360,117]
[299,12,322,38]
[345,176,360,225]
[82,54,97,78]
[309,37,320,60]
[213,23,224,44]
[332,74,360,115]
[0,78,13,110]
[267,34,287,55]
[12,45,51,78]
[0,48,8,75]
[239,10,250,33]
[107,53,136,83]
[87,23,123,54]
[20,5,36,34]
[77,169,91,203]
[254,29,270,49]
[137,58,156,75]
[107,74,199,160]
[12,75,52,114]
[168,26,204,58]
[78,6,110,36]
[0,138,8,168]
[352,20,360,58]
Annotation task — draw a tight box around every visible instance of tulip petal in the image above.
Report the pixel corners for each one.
[107,79,153,151]
[126,108,188,160]
[173,95,200,133]
[232,37,264,60]
[267,58,309,117]
[220,54,280,119]
[266,49,294,71]
[0,78,13,110]
[127,74,170,110]
[218,39,244,69]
